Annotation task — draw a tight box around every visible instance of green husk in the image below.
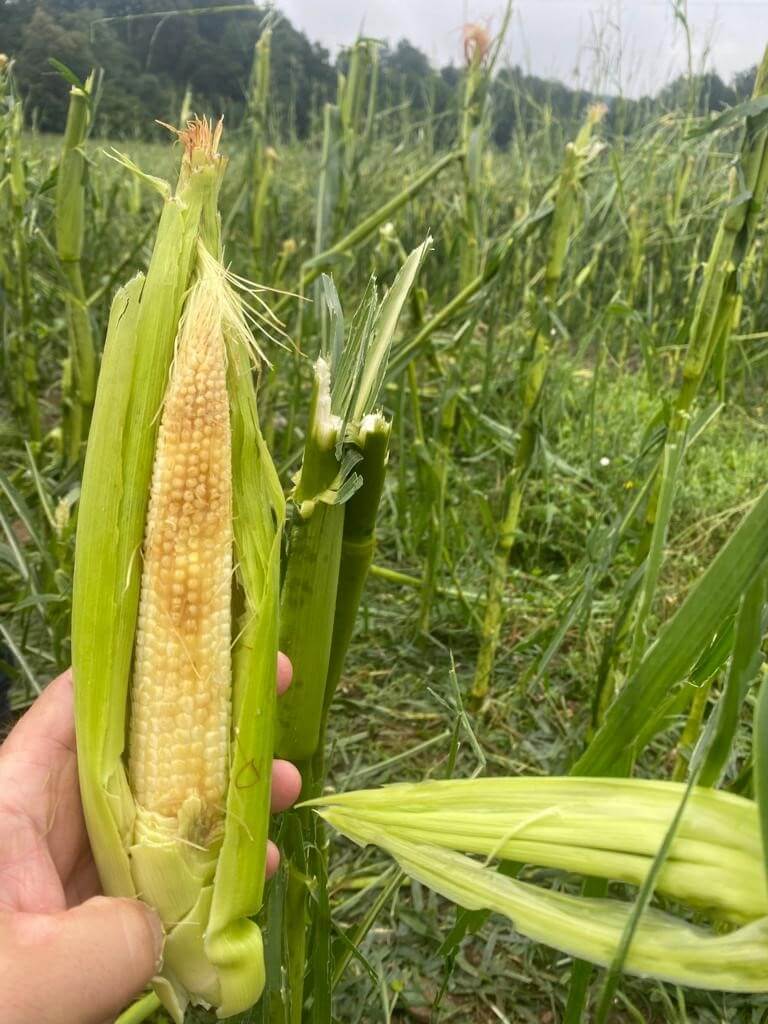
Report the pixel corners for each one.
[311,776,768,992]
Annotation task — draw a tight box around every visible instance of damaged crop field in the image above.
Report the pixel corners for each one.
[2,5,768,1023]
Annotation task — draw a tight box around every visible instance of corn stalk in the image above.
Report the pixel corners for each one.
[1,60,40,438]
[249,25,274,278]
[270,240,430,1023]
[457,7,512,288]
[57,72,98,465]
[471,106,606,701]
[625,46,768,685]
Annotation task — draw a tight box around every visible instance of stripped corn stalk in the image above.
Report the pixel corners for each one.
[471,104,606,700]
[276,238,431,769]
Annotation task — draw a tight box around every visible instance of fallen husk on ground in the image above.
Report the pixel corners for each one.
[310,776,768,992]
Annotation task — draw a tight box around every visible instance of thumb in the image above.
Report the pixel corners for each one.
[1,896,164,1024]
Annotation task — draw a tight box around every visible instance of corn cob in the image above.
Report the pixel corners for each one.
[128,266,232,842]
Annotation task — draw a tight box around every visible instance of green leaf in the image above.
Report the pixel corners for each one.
[752,663,768,890]
[686,96,768,137]
[699,575,766,786]
[352,236,431,421]
[48,58,85,93]
[0,469,55,571]
[575,487,768,776]
[320,273,345,379]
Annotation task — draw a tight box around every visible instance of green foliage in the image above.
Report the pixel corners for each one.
[1,0,336,138]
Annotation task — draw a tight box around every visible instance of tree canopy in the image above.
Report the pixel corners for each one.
[0,0,758,140]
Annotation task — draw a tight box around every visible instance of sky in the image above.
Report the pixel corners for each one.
[274,1,765,98]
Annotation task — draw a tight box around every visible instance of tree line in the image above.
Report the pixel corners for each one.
[0,0,759,142]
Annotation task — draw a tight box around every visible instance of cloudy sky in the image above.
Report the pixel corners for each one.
[275,1,764,98]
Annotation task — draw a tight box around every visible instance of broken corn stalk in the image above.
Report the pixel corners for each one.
[72,119,284,1022]
[311,777,768,993]
[275,238,430,769]
[270,242,428,1023]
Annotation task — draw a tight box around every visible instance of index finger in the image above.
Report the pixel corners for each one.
[277,652,292,696]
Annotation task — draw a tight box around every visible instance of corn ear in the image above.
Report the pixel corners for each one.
[72,120,284,1021]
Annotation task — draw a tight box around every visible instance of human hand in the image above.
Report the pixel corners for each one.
[0,656,300,1024]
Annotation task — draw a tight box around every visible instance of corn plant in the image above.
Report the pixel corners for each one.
[457,7,512,289]
[269,239,429,1022]
[1,58,40,439]
[624,48,768,684]
[248,23,275,278]
[471,103,607,701]
[56,70,99,466]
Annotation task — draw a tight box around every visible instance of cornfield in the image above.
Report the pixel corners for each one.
[3,13,768,1024]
